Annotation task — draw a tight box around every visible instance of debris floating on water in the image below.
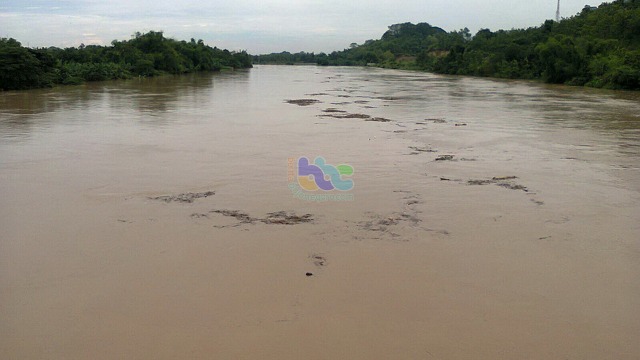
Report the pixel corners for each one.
[285,99,320,106]
[149,191,215,203]
[207,209,314,226]
[467,176,528,192]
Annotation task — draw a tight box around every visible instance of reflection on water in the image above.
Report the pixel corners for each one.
[0,71,253,139]
[2,67,638,139]
[1,66,639,189]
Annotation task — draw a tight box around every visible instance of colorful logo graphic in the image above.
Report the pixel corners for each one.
[288,156,354,201]
[297,156,354,191]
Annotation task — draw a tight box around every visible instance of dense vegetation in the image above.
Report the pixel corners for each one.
[0,31,252,90]
[255,0,640,90]
[3,0,639,91]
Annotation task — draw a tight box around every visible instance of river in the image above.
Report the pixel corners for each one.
[1,65,639,359]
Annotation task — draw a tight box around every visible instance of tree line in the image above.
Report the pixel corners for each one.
[0,31,252,91]
[254,0,640,90]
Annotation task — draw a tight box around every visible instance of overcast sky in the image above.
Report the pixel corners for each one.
[1,0,608,54]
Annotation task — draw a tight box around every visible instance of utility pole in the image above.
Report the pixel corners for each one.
[556,0,561,22]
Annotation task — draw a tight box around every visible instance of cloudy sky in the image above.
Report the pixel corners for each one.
[1,0,607,54]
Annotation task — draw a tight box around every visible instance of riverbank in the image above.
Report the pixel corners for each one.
[0,31,252,91]
[255,2,640,91]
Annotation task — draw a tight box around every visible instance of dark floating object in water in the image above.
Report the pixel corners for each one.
[262,211,313,225]
[435,155,455,161]
[497,183,528,192]
[408,146,437,153]
[285,99,320,106]
[322,108,347,113]
[149,191,215,203]
[210,209,256,224]
[209,209,313,226]
[467,179,493,185]
[311,254,326,267]
[306,272,313,277]
[467,176,528,192]
[318,113,371,119]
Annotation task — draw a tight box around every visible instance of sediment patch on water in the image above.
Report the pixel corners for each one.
[435,155,455,161]
[318,113,371,119]
[408,145,438,155]
[285,99,320,106]
[149,191,215,203]
[197,209,314,227]
[467,176,529,192]
[322,108,347,113]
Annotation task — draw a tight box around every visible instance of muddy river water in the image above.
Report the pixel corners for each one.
[1,65,639,359]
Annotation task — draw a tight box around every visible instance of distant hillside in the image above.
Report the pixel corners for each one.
[253,22,448,66]
[255,0,640,90]
[0,31,252,91]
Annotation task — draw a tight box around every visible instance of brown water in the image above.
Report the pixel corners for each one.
[1,65,639,359]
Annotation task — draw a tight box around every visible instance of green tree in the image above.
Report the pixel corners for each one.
[0,38,52,90]
[536,35,585,83]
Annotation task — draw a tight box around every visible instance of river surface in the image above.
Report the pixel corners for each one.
[1,65,639,359]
